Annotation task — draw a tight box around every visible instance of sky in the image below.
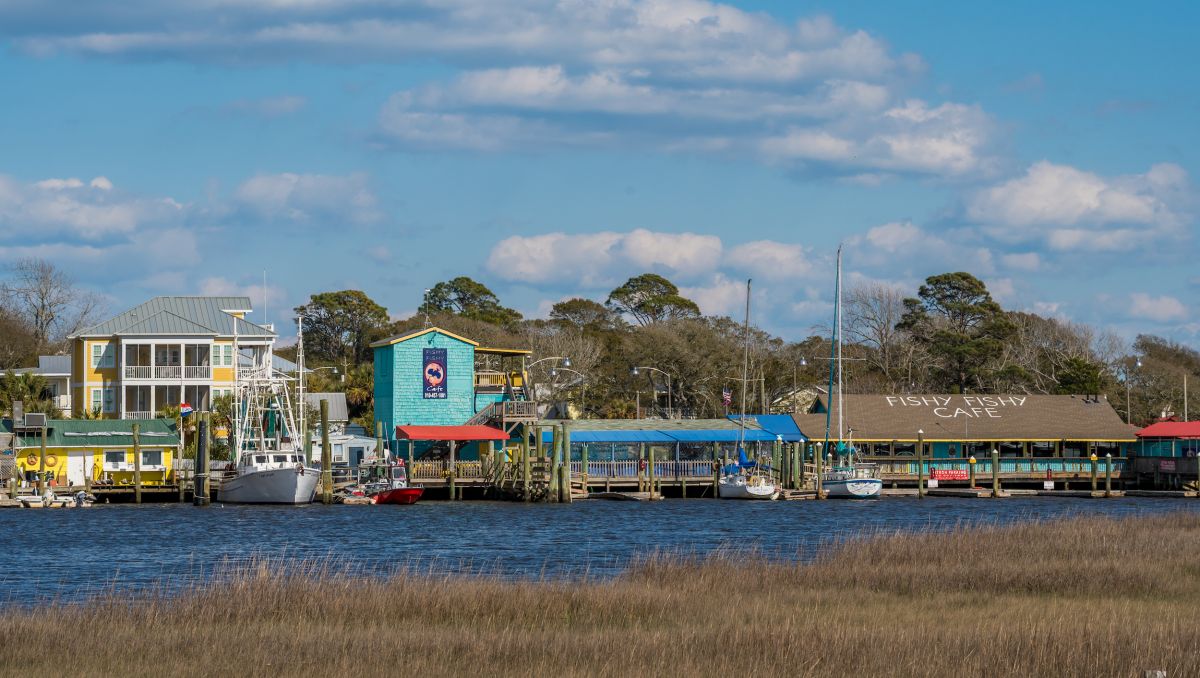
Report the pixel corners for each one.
[1,0,1197,345]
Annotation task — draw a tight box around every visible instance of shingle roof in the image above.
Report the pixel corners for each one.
[793,394,1136,442]
[1,418,180,448]
[73,297,274,338]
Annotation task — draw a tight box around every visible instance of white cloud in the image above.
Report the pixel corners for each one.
[1129,293,1187,323]
[233,172,380,224]
[845,220,995,275]
[486,229,721,287]
[1000,252,1040,271]
[725,240,815,280]
[0,174,183,240]
[199,276,287,310]
[967,161,1190,251]
[680,273,748,316]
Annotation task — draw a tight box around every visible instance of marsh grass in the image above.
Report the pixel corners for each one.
[3,512,1198,677]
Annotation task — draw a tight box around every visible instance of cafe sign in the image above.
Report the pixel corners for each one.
[885,395,1028,419]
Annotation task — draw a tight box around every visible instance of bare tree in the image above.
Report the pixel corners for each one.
[1,258,104,350]
[844,282,916,391]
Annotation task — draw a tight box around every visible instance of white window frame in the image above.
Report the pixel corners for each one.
[91,387,115,413]
[91,343,115,368]
[103,450,129,471]
[140,449,163,469]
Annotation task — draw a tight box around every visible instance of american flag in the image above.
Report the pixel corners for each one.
[722,388,732,407]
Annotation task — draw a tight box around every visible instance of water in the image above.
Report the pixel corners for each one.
[3,497,1196,602]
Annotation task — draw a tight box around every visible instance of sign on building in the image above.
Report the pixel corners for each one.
[422,348,447,400]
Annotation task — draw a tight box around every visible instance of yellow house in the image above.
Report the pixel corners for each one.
[68,296,277,419]
[3,417,181,488]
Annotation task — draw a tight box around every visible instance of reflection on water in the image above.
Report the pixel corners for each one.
[2,497,1196,602]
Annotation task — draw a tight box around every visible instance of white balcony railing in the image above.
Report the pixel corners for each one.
[123,411,153,420]
[124,365,152,379]
[155,366,182,379]
[184,366,211,379]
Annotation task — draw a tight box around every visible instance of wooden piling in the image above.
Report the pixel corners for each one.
[814,442,823,498]
[561,424,573,503]
[448,441,457,502]
[968,455,977,488]
[648,444,656,500]
[38,425,47,496]
[320,399,332,505]
[580,442,589,496]
[1090,453,1098,492]
[1104,453,1113,497]
[194,414,210,506]
[712,443,720,498]
[521,425,532,503]
[132,423,142,504]
[916,430,925,499]
[638,443,646,493]
[375,420,386,462]
[991,448,1001,498]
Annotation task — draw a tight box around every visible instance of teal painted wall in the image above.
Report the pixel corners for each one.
[374,330,476,430]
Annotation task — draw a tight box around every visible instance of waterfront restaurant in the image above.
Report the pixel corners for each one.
[1133,421,1200,457]
[792,394,1136,460]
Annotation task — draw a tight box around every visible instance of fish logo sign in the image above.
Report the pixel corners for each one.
[423,348,448,399]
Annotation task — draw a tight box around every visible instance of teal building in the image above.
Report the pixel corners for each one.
[370,327,531,459]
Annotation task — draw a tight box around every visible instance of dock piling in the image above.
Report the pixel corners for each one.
[1090,453,1098,492]
[814,442,823,498]
[320,399,332,505]
[991,448,1000,498]
[194,414,210,506]
[648,444,656,500]
[1104,453,1113,497]
[521,425,531,503]
[561,424,572,503]
[916,430,925,499]
[133,423,142,504]
[39,425,47,496]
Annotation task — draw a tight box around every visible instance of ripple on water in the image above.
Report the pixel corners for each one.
[1,497,1196,602]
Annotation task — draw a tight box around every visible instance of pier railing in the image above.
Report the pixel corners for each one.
[867,457,1127,477]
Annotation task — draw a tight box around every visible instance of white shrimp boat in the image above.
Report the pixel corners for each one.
[216,319,319,505]
[822,465,883,499]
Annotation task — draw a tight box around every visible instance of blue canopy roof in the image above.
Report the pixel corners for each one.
[728,414,805,442]
[539,426,783,444]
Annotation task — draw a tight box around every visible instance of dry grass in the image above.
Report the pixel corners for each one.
[3,512,1199,678]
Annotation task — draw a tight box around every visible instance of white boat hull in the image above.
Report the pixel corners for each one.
[218,466,320,504]
[717,475,780,500]
[823,477,882,499]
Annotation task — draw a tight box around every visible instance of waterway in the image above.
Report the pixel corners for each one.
[3,497,1197,602]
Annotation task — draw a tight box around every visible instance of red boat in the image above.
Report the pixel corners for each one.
[360,460,424,505]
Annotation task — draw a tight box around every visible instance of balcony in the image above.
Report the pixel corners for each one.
[184,366,211,379]
[155,366,181,379]
[123,411,153,420]
[124,365,152,379]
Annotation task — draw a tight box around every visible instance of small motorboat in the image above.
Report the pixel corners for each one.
[359,460,424,505]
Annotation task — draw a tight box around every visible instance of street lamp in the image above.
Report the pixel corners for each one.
[527,356,571,370]
[631,365,673,416]
[550,367,589,418]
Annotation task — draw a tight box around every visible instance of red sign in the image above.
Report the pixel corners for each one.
[931,468,969,481]
[1159,460,1176,472]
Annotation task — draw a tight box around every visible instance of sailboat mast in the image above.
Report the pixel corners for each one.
[297,315,306,456]
[836,245,844,444]
[736,279,751,451]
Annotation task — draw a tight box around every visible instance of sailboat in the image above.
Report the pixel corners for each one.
[821,245,883,499]
[216,317,319,504]
[717,279,781,500]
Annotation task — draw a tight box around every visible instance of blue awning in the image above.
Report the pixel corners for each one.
[728,414,806,442]
[667,429,778,442]
[539,427,782,444]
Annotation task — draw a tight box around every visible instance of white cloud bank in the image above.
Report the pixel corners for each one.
[967,161,1191,251]
[234,172,380,224]
[1129,293,1187,323]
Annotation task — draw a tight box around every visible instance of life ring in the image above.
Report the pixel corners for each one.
[45,454,58,468]
[25,453,38,466]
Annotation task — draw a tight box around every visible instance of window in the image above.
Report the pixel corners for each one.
[272,455,287,463]
[254,455,268,464]
[213,345,234,367]
[141,449,162,467]
[91,343,115,368]
[105,451,124,465]
[91,388,115,413]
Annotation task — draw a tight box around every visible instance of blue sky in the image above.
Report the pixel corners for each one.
[1,0,1196,344]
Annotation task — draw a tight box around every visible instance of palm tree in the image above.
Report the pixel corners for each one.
[0,370,62,419]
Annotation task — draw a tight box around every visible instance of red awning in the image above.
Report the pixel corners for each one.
[395,425,510,441]
[1136,421,1200,439]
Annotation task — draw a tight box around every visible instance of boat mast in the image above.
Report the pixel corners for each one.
[836,244,844,448]
[297,314,306,457]
[735,279,751,455]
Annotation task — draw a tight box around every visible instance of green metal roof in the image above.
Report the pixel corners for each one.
[73,297,275,338]
[1,418,181,448]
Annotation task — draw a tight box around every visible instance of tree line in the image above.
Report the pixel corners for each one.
[2,257,1195,429]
